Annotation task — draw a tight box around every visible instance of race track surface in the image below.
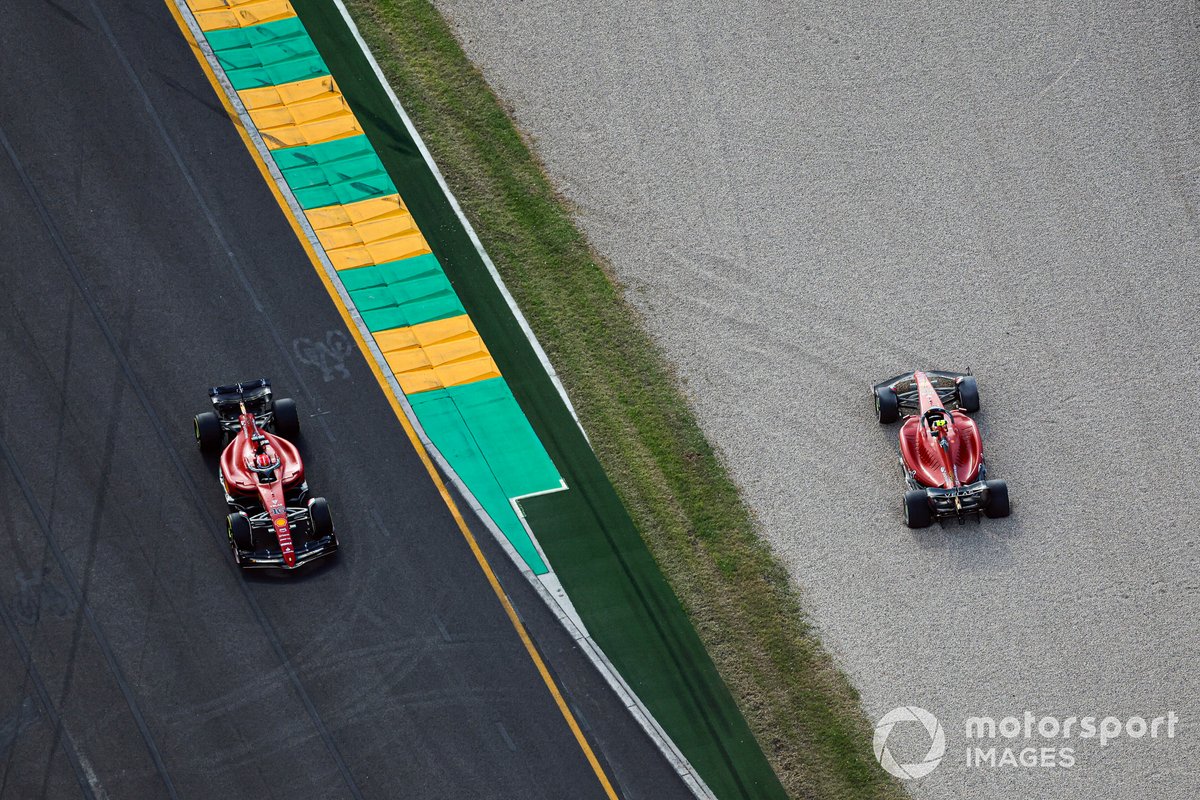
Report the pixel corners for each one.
[434,1,1200,797]
[0,2,694,798]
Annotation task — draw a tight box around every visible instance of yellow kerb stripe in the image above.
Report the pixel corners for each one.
[238,76,363,149]
[189,0,295,31]
[304,194,431,270]
[375,316,501,394]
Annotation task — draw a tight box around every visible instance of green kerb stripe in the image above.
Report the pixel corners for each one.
[408,378,561,575]
[205,17,329,91]
[340,253,465,331]
[273,135,397,208]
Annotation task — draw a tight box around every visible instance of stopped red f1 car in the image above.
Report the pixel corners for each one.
[193,379,338,568]
[872,370,1010,528]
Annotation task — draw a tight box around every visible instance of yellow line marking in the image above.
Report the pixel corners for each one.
[304,193,431,270]
[239,75,363,149]
[375,315,501,394]
[187,0,295,31]
[164,4,619,797]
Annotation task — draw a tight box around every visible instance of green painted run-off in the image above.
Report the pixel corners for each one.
[410,378,560,574]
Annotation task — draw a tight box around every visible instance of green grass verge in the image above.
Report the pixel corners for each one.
[342,2,906,797]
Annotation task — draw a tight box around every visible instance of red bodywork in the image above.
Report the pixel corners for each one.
[220,413,305,567]
[898,371,982,489]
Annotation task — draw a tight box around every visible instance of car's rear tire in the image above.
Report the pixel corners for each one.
[875,388,900,424]
[272,398,300,440]
[308,497,334,539]
[195,411,223,453]
[227,513,253,564]
[957,376,980,412]
[903,490,933,528]
[984,480,1010,518]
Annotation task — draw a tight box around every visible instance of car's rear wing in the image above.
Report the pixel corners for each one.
[208,378,273,420]
[872,370,971,417]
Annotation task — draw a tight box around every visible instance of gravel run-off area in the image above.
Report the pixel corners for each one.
[433,2,1200,797]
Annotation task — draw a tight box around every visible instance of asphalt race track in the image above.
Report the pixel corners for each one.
[434,1,1200,798]
[0,2,694,798]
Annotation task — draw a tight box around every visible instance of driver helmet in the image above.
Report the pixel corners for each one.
[930,414,949,435]
[253,450,277,482]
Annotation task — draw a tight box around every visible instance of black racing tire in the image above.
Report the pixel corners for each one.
[875,387,900,424]
[957,376,980,412]
[272,397,300,440]
[308,497,334,539]
[984,480,1010,518]
[195,411,223,453]
[227,513,253,564]
[903,490,933,529]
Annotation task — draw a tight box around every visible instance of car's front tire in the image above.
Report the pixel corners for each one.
[308,497,334,539]
[903,490,933,528]
[272,397,300,440]
[195,411,223,453]
[875,387,900,424]
[227,513,253,565]
[984,480,1010,518]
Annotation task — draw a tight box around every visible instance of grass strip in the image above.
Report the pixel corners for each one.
[335,1,906,797]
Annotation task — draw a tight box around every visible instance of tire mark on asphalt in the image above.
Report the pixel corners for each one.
[0,124,180,800]
[0,594,96,800]
[0,429,132,800]
[0,76,366,800]
[38,351,127,800]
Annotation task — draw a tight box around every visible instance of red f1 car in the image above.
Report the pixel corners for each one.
[873,370,1010,528]
[193,379,338,568]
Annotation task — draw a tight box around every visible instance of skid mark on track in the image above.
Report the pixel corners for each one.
[0,123,180,800]
[47,355,128,799]
[0,596,98,800]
